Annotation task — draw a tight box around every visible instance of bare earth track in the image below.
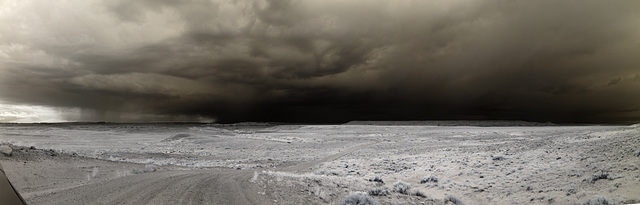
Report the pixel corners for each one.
[31,170,259,205]
[11,141,379,205]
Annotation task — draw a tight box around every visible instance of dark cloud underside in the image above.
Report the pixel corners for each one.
[1,0,639,123]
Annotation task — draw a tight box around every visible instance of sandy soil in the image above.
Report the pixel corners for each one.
[1,122,639,204]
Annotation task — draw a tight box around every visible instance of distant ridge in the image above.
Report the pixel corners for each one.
[343,120,557,127]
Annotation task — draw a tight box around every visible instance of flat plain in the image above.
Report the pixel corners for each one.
[1,122,639,204]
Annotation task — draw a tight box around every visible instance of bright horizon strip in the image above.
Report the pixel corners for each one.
[0,102,69,123]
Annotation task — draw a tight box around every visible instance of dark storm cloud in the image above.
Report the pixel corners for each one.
[0,0,639,123]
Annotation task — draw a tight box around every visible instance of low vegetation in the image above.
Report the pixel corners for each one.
[367,188,389,196]
[367,176,384,184]
[444,195,465,205]
[342,192,380,205]
[580,196,617,205]
[392,180,411,194]
[419,175,438,183]
[132,164,158,174]
[492,155,507,161]
[412,190,428,198]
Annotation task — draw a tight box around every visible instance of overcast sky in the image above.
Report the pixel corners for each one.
[1,0,639,123]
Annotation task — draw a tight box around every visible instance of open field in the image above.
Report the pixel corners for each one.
[1,122,639,204]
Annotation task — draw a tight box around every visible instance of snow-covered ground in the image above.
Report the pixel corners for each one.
[1,123,639,204]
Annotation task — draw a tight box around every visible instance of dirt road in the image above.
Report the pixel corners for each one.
[23,141,379,205]
[28,169,259,205]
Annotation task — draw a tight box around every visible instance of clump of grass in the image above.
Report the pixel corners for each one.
[392,180,411,194]
[368,176,384,184]
[368,188,389,196]
[591,173,610,182]
[590,169,621,183]
[342,192,380,205]
[580,196,617,205]
[445,195,465,205]
[419,175,438,183]
[412,190,427,198]
[132,164,158,174]
[492,155,507,161]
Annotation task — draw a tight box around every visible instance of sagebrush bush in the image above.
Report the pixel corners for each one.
[492,156,507,161]
[591,170,614,183]
[342,192,380,205]
[580,196,617,205]
[591,173,610,182]
[419,175,438,183]
[412,190,427,198]
[368,188,388,196]
[392,180,411,194]
[444,195,465,205]
[132,164,158,174]
[368,176,384,184]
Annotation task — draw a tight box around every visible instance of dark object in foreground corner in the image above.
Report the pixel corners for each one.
[0,163,27,205]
